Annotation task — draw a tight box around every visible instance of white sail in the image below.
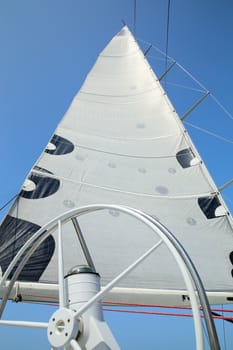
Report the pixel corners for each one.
[1,26,233,305]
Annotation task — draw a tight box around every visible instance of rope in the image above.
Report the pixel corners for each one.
[19,297,233,321]
[21,294,233,319]
[103,308,233,321]
[18,294,233,328]
[19,305,233,321]
[103,301,233,313]
[21,294,233,313]
[18,300,233,321]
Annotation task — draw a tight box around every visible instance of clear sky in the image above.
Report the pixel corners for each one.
[0,1,233,349]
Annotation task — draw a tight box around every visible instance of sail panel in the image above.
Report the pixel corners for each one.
[36,145,213,197]
[64,208,232,292]
[5,181,233,292]
[61,91,181,141]
[0,215,55,281]
[1,26,233,304]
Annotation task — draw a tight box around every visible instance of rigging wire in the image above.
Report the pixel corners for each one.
[137,37,208,92]
[202,319,211,349]
[162,80,205,93]
[164,0,171,88]
[221,304,227,350]
[211,94,233,121]
[223,195,233,206]
[184,121,233,145]
[12,195,20,269]
[138,36,233,130]
[0,193,18,212]
[138,39,233,146]
[165,0,171,68]
[133,0,137,35]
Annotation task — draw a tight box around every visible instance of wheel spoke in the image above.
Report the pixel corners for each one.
[0,320,48,328]
[58,219,66,307]
[70,339,82,350]
[74,239,163,319]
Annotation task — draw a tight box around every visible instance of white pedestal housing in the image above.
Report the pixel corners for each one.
[48,265,120,350]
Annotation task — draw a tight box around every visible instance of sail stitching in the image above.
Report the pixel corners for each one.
[31,168,217,200]
[49,138,195,160]
[79,86,160,98]
[77,90,166,104]
[58,126,182,142]
[100,50,141,58]
[63,143,185,159]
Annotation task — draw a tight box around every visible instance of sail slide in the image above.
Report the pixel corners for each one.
[0,26,233,306]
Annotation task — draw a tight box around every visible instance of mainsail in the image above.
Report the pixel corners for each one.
[1,26,233,305]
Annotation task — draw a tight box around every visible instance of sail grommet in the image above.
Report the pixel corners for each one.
[47,308,80,348]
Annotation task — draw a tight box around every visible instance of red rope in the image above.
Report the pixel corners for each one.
[104,308,194,318]
[103,301,233,314]
[21,301,233,321]
[21,293,233,320]
[103,308,233,321]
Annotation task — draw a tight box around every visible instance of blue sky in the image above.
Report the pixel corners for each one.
[0,1,233,349]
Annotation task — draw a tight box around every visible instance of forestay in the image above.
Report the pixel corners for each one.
[1,26,233,305]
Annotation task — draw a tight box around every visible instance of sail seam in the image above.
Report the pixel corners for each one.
[76,91,162,104]
[79,86,159,98]
[50,139,191,159]
[58,126,182,143]
[65,143,182,159]
[100,50,140,58]
[31,169,216,200]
